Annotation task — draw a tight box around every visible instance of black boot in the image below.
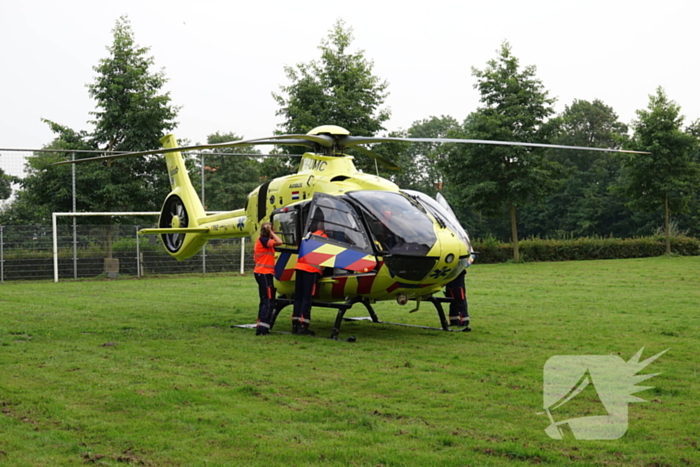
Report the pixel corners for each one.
[297,326,315,336]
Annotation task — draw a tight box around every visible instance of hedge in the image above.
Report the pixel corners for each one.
[471,236,700,263]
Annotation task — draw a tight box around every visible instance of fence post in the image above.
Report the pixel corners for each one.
[201,152,206,275]
[73,222,78,280]
[240,237,245,274]
[72,152,77,280]
[52,213,58,283]
[136,225,140,277]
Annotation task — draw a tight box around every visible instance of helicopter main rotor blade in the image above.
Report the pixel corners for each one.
[338,136,650,155]
[52,128,650,167]
[52,137,317,165]
[349,145,400,170]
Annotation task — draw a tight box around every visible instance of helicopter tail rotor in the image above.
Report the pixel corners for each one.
[159,194,189,253]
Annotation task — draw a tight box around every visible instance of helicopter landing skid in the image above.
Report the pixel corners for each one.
[343,296,471,333]
[233,295,469,341]
[230,323,357,342]
[342,316,470,332]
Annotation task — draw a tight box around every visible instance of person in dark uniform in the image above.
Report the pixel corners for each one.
[445,269,470,330]
[292,211,327,336]
[253,222,283,335]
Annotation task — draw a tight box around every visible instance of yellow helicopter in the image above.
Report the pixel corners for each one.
[59,125,646,340]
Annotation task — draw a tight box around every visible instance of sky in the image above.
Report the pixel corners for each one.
[1,0,698,178]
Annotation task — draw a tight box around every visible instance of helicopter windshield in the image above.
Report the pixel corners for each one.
[402,189,472,252]
[347,191,437,255]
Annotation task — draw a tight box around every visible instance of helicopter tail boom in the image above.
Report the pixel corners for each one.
[154,135,254,259]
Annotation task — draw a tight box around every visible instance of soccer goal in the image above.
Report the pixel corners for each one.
[51,212,249,282]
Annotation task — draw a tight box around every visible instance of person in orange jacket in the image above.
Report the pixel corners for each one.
[253,222,283,335]
[292,212,327,336]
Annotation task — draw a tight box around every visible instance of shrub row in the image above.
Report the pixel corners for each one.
[471,236,700,263]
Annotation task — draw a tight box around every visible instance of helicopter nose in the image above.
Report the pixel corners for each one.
[434,230,469,278]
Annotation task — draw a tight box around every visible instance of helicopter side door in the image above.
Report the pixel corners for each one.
[296,192,377,274]
[269,201,307,281]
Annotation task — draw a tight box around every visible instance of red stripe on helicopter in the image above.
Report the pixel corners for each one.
[357,274,376,295]
[356,260,383,294]
[299,251,335,268]
[344,257,376,272]
[280,268,295,281]
[331,276,348,299]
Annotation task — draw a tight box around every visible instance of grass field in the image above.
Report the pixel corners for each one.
[1,256,698,466]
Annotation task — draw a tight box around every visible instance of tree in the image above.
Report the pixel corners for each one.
[622,87,699,254]
[4,15,179,266]
[272,19,390,174]
[372,115,460,195]
[8,121,94,225]
[89,16,178,153]
[201,132,261,211]
[521,99,633,237]
[406,116,460,196]
[83,15,179,258]
[0,167,13,201]
[84,15,179,210]
[444,42,558,261]
[7,16,179,224]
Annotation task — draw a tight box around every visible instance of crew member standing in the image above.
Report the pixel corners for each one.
[445,269,470,330]
[292,211,327,336]
[254,222,283,335]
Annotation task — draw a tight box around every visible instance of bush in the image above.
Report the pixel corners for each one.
[471,236,700,263]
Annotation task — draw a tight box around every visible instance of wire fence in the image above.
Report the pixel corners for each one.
[0,148,267,282]
[0,149,26,208]
[0,223,253,282]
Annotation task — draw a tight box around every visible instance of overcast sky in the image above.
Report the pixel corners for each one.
[1,0,698,176]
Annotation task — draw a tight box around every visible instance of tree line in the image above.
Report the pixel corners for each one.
[1,16,698,258]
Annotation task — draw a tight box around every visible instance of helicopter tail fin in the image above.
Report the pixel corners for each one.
[161,135,205,216]
[155,134,208,258]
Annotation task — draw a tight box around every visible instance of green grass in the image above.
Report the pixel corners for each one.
[1,256,698,466]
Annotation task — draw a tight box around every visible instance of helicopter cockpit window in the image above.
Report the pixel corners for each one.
[305,196,370,251]
[347,191,437,255]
